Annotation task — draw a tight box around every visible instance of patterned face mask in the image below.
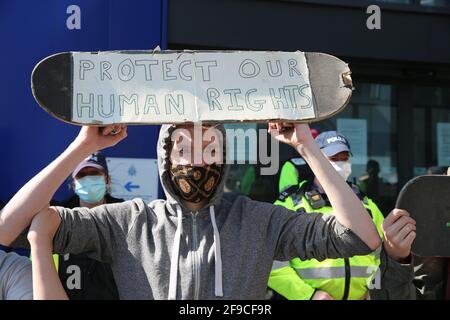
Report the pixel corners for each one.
[170,163,222,203]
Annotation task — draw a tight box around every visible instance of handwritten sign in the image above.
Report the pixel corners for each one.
[72,51,315,124]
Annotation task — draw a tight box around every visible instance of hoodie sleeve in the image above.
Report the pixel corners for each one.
[270,204,373,261]
[369,247,416,300]
[52,199,144,263]
[411,255,447,300]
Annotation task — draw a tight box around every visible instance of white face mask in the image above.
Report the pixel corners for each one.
[330,160,352,181]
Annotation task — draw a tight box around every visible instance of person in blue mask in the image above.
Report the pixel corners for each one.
[50,152,123,300]
[69,152,116,207]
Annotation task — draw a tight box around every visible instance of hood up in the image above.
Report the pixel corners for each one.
[157,124,230,215]
[156,123,231,299]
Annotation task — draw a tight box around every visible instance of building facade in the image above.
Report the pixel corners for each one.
[168,0,450,212]
[1,0,449,213]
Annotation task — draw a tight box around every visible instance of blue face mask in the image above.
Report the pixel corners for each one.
[74,175,107,204]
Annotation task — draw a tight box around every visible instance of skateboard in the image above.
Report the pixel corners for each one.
[396,175,450,257]
[31,49,353,125]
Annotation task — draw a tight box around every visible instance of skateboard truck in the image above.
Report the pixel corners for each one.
[342,71,353,90]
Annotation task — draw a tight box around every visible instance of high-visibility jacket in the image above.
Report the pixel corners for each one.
[278,158,306,194]
[268,180,384,300]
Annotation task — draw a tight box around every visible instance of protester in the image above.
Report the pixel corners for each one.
[268,131,416,300]
[0,201,32,300]
[1,193,51,301]
[50,152,122,300]
[1,122,381,299]
[0,249,33,300]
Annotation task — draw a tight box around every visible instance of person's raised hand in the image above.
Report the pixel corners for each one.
[73,125,128,153]
[382,209,416,262]
[268,122,314,149]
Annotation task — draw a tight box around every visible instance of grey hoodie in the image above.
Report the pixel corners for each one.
[52,124,371,299]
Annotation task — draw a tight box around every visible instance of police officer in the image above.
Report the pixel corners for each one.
[268,131,415,300]
[278,128,318,194]
[50,152,122,300]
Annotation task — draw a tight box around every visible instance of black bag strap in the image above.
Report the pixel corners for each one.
[277,185,299,202]
[277,180,312,202]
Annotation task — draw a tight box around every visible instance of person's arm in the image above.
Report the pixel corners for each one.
[26,199,141,299]
[268,123,381,250]
[0,125,127,246]
[269,203,373,262]
[381,209,416,263]
[51,199,143,261]
[27,209,68,300]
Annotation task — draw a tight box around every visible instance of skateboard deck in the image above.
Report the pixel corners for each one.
[31,49,353,125]
[396,175,450,257]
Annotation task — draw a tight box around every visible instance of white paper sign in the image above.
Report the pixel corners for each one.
[106,157,159,202]
[72,51,315,124]
[437,122,450,166]
[337,118,368,165]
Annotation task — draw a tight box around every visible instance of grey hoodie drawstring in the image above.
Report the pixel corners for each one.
[168,205,183,300]
[168,204,223,299]
[210,205,223,297]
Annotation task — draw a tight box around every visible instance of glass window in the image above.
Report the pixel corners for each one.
[420,0,450,7]
[376,0,412,4]
[375,0,450,5]
[413,86,450,175]
[223,83,399,214]
[223,123,280,204]
[313,83,398,215]
[376,0,450,6]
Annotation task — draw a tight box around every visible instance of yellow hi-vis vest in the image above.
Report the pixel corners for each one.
[268,180,384,300]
